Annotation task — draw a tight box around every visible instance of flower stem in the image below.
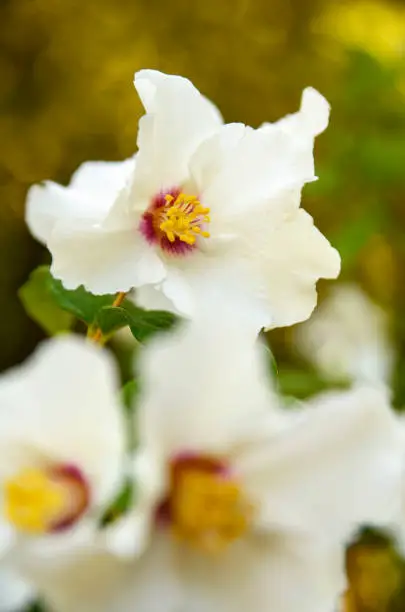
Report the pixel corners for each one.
[89,292,126,344]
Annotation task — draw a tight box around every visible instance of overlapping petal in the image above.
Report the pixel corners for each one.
[26,158,135,245]
[49,222,165,294]
[132,70,223,202]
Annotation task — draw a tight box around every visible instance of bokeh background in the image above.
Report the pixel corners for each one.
[1,0,405,610]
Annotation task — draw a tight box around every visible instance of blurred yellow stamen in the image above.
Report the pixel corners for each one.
[160,193,210,245]
[172,469,252,553]
[4,468,66,533]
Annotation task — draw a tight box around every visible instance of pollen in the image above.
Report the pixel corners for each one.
[4,465,89,534]
[4,468,66,534]
[168,456,252,553]
[159,193,210,246]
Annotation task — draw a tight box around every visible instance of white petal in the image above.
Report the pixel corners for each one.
[26,182,90,245]
[271,87,330,140]
[26,534,183,612]
[385,414,405,553]
[194,124,316,217]
[0,567,35,612]
[70,158,135,204]
[102,511,151,559]
[137,289,279,457]
[233,208,341,328]
[0,337,125,504]
[189,122,246,193]
[49,222,166,294]
[132,69,223,201]
[112,533,185,612]
[181,534,345,612]
[21,552,135,612]
[134,265,203,318]
[135,284,180,313]
[238,386,403,540]
[161,268,194,317]
[134,260,271,330]
[0,523,15,558]
[26,158,135,245]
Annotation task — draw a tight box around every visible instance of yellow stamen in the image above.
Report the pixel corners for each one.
[4,468,66,534]
[171,469,252,553]
[159,192,210,246]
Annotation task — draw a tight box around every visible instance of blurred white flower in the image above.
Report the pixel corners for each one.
[295,283,394,386]
[0,567,35,611]
[386,413,405,556]
[0,336,126,560]
[26,70,340,329]
[85,304,401,612]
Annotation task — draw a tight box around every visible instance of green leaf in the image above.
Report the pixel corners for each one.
[277,368,350,400]
[18,266,74,335]
[100,479,134,526]
[96,301,177,342]
[21,266,177,343]
[47,276,116,324]
[120,379,139,414]
[277,368,330,399]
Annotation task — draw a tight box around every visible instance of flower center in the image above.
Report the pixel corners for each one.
[4,465,89,534]
[159,193,210,246]
[140,190,210,254]
[159,454,252,553]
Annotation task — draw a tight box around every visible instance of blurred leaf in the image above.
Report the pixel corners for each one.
[120,379,139,414]
[120,378,140,450]
[18,266,74,335]
[24,601,46,612]
[277,368,330,399]
[96,302,177,342]
[100,479,134,526]
[20,265,121,332]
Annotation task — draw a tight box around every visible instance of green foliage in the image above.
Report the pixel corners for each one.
[19,266,177,343]
[96,303,177,343]
[47,274,116,324]
[276,368,348,399]
[18,266,74,335]
[19,265,117,333]
[120,379,139,414]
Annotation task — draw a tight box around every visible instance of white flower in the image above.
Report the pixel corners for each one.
[0,566,35,611]
[65,303,400,612]
[386,414,405,556]
[295,283,395,386]
[26,70,340,329]
[0,336,126,560]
